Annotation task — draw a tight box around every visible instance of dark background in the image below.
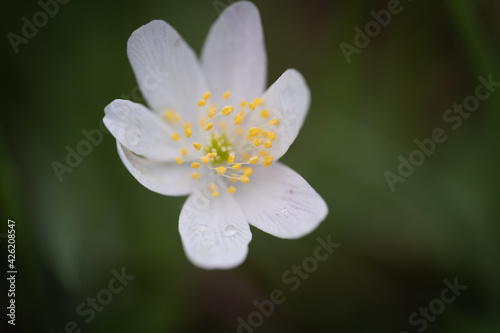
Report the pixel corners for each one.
[1,0,500,332]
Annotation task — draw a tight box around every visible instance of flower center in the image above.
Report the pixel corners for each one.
[164,90,281,198]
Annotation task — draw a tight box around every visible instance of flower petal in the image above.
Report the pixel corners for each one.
[127,20,207,122]
[201,1,266,105]
[234,162,327,239]
[117,142,198,196]
[179,190,252,269]
[104,99,187,161]
[262,69,311,159]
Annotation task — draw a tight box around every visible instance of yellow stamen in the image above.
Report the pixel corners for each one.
[249,156,259,164]
[260,110,270,118]
[239,175,250,184]
[248,127,259,137]
[240,100,247,107]
[263,156,274,167]
[248,102,256,110]
[205,122,213,131]
[234,114,243,125]
[259,150,269,157]
[191,162,200,169]
[193,142,202,150]
[208,107,217,118]
[242,153,250,161]
[201,156,210,164]
[264,140,272,148]
[171,133,180,141]
[228,155,235,164]
[203,91,211,100]
[191,172,201,179]
[184,128,192,138]
[231,163,241,171]
[269,118,280,126]
[212,190,219,198]
[175,157,183,165]
[243,167,253,176]
[183,121,192,129]
[207,152,217,158]
[223,91,231,99]
[228,186,236,194]
[164,110,180,122]
[253,138,262,147]
[267,132,276,141]
[181,148,188,156]
[198,99,207,107]
[222,105,234,116]
[216,166,227,175]
[209,183,217,192]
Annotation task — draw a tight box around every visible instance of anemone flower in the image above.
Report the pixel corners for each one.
[104,1,328,269]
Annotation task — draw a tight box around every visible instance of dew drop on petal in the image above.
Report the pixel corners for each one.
[224,225,238,237]
[195,224,210,234]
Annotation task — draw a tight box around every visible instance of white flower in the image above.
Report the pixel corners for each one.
[103,1,328,269]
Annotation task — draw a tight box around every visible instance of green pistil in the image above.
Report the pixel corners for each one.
[204,132,233,165]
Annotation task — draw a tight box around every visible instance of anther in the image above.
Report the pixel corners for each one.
[208,107,217,118]
[249,156,259,164]
[205,122,214,131]
[216,166,227,175]
[267,132,276,141]
[193,142,202,150]
[234,114,243,125]
[191,172,201,179]
[270,118,280,126]
[253,138,262,147]
[253,97,263,106]
[239,175,250,184]
[222,105,234,116]
[264,140,272,148]
[164,110,180,122]
[191,162,200,169]
[228,155,235,164]
[175,157,183,165]
[223,91,231,99]
[181,148,188,156]
[263,156,274,167]
[203,91,211,100]
[198,99,207,107]
[260,110,270,118]
[232,163,241,171]
[171,133,180,141]
[184,128,192,138]
[227,186,236,194]
[243,167,253,176]
[248,127,259,137]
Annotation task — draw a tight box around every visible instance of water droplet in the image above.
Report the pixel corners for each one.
[195,224,210,234]
[224,225,238,237]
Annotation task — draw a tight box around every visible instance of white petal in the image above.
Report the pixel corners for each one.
[262,69,311,159]
[234,163,327,239]
[104,99,186,161]
[127,20,207,122]
[201,1,266,105]
[179,190,252,269]
[117,142,198,196]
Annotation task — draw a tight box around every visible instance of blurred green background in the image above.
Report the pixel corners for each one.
[2,0,500,332]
